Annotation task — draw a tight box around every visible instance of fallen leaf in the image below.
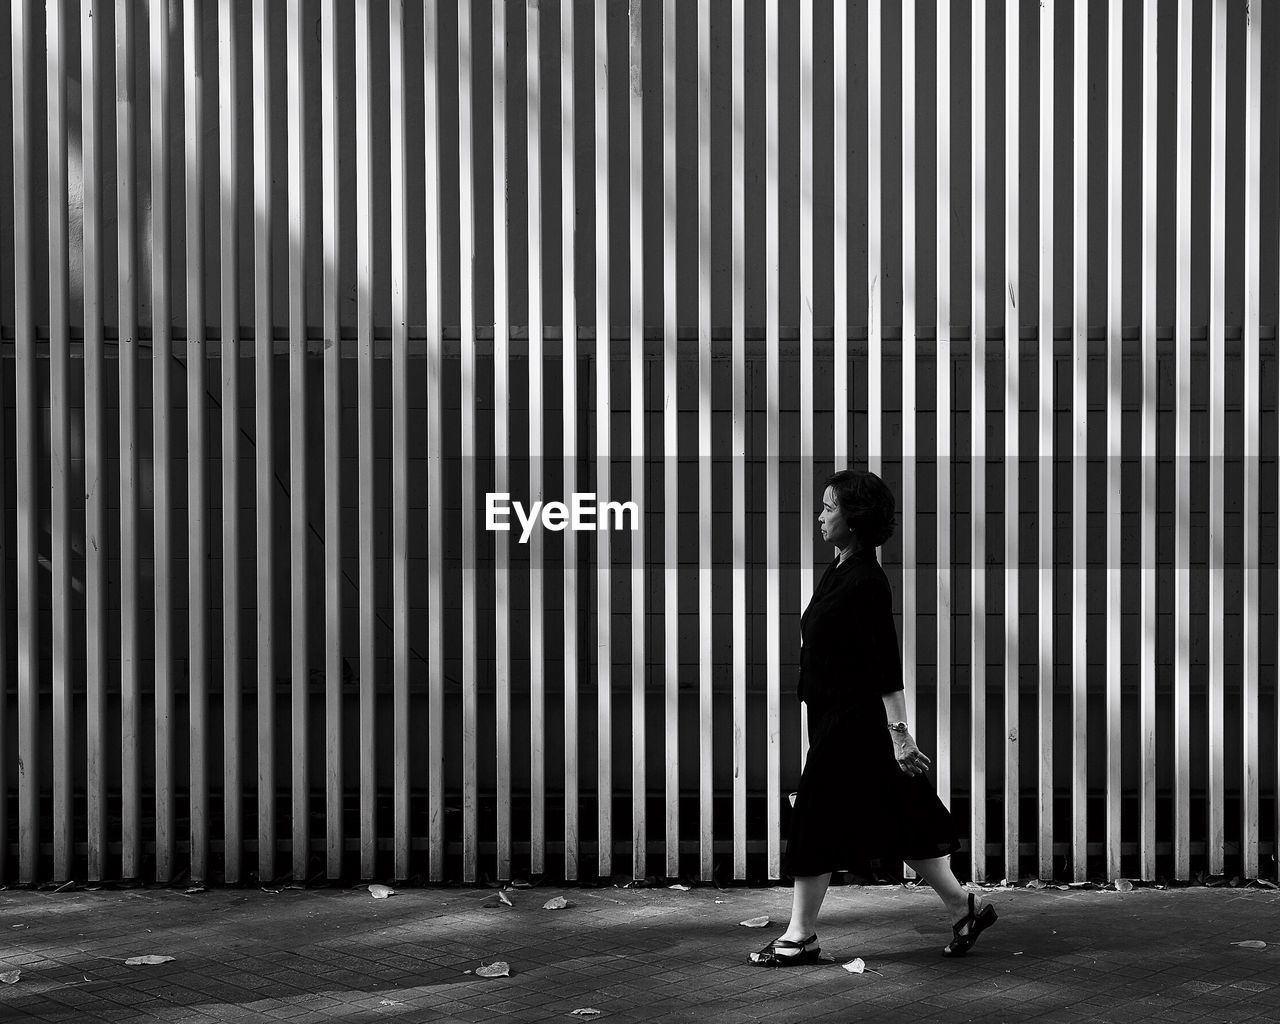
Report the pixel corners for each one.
[715,899,725,904]
[1232,940,1267,950]
[739,916,770,928]
[369,884,395,900]
[261,887,282,895]
[380,999,402,1006]
[1114,878,1133,892]
[1055,885,1070,891]
[1013,952,1023,956]
[125,955,175,966]
[498,891,513,907]
[0,970,19,984]
[842,958,866,974]
[1026,879,1047,889]
[669,884,690,892]
[463,969,473,975]
[543,896,570,910]
[184,887,205,895]
[569,1011,602,1018]
[476,961,511,978]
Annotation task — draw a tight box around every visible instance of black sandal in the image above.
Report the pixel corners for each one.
[942,893,998,957]
[749,933,821,967]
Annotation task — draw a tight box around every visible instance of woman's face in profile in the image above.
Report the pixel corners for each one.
[818,486,852,547]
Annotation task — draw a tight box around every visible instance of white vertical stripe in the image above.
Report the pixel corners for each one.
[1003,0,1020,885]
[1207,0,1226,879]
[629,0,648,883]
[48,0,72,883]
[252,0,274,887]
[1241,0,1261,884]
[493,0,511,884]
[660,0,676,882]
[1174,0,1191,883]
[356,0,377,881]
[970,0,987,885]
[390,0,410,882]
[286,0,309,886]
[697,0,713,883]
[527,0,546,880]
[1105,0,1123,885]
[1070,0,1087,884]
[765,0,780,880]
[84,0,109,884]
[1139,0,1158,883]
[935,0,951,814]
[459,0,479,884]
[321,0,343,882]
[731,0,747,882]
[799,0,814,770]
[1037,0,1054,882]
[424,0,445,882]
[560,0,579,882]
[900,0,916,880]
[864,0,875,478]
[593,0,612,881]
[217,0,241,885]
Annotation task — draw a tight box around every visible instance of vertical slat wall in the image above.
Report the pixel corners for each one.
[2,0,1278,889]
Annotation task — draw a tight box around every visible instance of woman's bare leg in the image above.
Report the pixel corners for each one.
[904,855,980,922]
[779,872,832,944]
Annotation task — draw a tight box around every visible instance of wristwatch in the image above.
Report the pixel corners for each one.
[887,721,909,734]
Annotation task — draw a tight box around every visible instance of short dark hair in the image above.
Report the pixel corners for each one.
[824,469,897,549]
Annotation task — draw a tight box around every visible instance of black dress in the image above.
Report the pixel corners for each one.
[782,546,961,879]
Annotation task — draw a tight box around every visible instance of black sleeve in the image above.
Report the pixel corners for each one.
[862,577,904,695]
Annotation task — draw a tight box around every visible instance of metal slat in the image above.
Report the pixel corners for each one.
[1207,0,1226,879]
[119,0,142,883]
[731,0,746,882]
[252,0,274,888]
[356,0,376,881]
[218,0,242,885]
[863,0,874,478]
[765,0,780,880]
[900,0,916,882]
[424,0,445,882]
[1037,0,1054,882]
[1070,0,1087,884]
[659,0,674,883]
[390,0,409,881]
[48,0,72,884]
[970,0,986,885]
[321,0,343,883]
[1003,0,1020,885]
[630,0,648,883]
[527,0,546,882]
[493,0,510,885]
[594,0,612,882]
[697,0,712,883]
[152,0,176,887]
[935,0,951,816]
[84,0,108,885]
[559,0,579,883]
[459,0,478,883]
[184,0,209,885]
[1174,0,1191,883]
[286,0,308,886]
[1140,0,1157,883]
[13,0,39,884]
[1241,0,1261,883]
[799,0,813,769]
[1105,0,1123,885]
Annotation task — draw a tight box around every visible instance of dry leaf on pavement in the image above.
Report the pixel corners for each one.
[499,891,513,907]
[0,970,20,985]
[739,917,770,928]
[124,955,175,966]
[543,896,570,910]
[1232,940,1267,950]
[842,958,866,974]
[476,961,511,978]
[369,884,395,899]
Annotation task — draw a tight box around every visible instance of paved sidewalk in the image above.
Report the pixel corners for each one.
[0,879,1277,1023]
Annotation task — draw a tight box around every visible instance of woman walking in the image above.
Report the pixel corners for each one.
[750,469,998,965]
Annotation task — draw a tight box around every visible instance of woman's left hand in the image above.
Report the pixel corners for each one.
[892,733,932,778]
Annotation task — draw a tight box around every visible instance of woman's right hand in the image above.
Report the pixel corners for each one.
[892,732,932,778]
